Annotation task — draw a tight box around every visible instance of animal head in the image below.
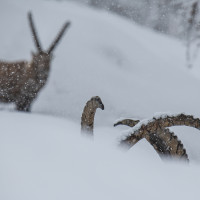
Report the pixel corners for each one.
[28,12,70,69]
[90,96,104,110]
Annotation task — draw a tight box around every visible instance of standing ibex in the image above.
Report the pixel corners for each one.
[0,12,71,111]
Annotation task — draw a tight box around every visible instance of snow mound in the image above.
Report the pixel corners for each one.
[0,111,200,200]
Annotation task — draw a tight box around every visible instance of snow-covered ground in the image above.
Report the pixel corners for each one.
[1,0,200,199]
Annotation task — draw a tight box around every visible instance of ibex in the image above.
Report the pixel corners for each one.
[81,96,104,136]
[114,114,194,161]
[0,12,71,111]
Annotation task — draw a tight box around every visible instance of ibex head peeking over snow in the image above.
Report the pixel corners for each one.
[0,12,71,111]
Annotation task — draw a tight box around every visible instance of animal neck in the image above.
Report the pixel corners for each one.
[81,101,97,136]
[30,59,50,85]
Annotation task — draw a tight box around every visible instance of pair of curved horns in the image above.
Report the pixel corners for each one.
[28,12,71,54]
[114,115,191,161]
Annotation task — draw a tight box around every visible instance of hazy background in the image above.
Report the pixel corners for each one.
[58,0,195,38]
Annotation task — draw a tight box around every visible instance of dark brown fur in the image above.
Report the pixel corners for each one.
[0,12,70,111]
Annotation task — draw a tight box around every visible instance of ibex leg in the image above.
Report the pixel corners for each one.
[16,97,33,112]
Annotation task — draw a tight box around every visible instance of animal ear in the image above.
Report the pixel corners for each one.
[28,12,43,52]
[47,21,71,54]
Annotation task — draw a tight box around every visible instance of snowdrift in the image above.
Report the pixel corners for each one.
[0,111,200,200]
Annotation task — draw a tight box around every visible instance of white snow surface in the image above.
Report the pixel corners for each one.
[1,0,200,199]
[0,111,200,200]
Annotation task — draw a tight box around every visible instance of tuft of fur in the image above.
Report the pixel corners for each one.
[0,12,70,111]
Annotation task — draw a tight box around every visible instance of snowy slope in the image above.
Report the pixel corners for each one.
[1,0,200,199]
[0,111,200,200]
[0,0,199,122]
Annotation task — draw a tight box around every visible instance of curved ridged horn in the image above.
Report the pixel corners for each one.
[121,114,200,147]
[81,96,104,136]
[115,118,189,161]
[114,119,140,127]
